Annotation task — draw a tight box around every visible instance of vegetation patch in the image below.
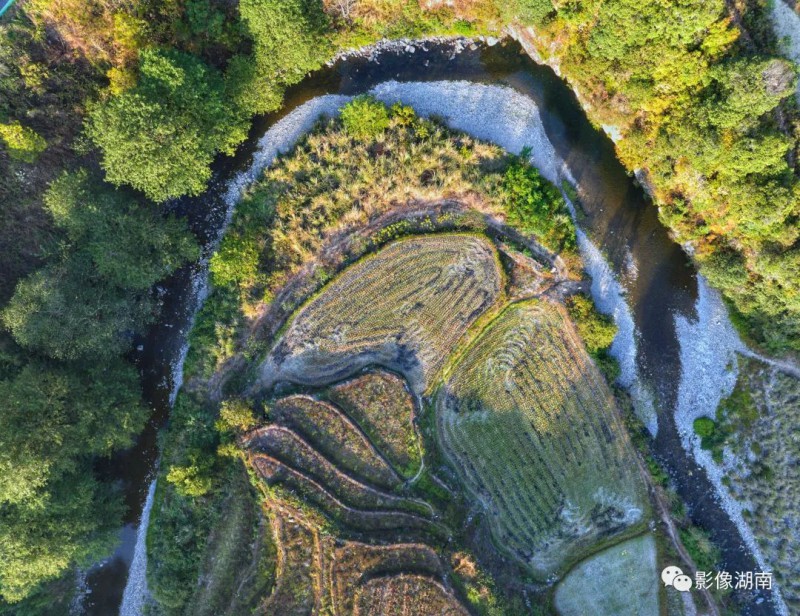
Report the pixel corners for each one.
[722,363,800,611]
[437,300,648,577]
[185,101,572,382]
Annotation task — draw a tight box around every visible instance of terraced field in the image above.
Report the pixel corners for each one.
[242,233,654,612]
[245,380,469,614]
[257,234,503,394]
[270,395,401,490]
[329,372,421,477]
[437,300,648,577]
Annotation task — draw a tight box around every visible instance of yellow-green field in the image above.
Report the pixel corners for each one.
[437,300,648,577]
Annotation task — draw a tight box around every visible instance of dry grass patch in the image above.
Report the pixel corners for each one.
[355,573,469,615]
[437,299,648,578]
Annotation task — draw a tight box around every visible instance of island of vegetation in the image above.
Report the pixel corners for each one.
[1,0,799,614]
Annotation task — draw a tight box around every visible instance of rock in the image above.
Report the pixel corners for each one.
[486,36,499,46]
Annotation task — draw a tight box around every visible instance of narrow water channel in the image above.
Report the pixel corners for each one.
[81,39,774,615]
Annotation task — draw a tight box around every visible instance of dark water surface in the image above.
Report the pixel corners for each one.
[82,40,774,615]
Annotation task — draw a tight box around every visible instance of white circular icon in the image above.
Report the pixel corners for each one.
[661,565,683,586]
[673,574,693,592]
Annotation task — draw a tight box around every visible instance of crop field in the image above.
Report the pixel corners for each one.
[554,534,659,616]
[328,371,421,477]
[354,574,469,615]
[270,395,400,490]
[240,229,654,612]
[257,234,503,394]
[245,385,470,614]
[246,425,430,517]
[437,299,648,577]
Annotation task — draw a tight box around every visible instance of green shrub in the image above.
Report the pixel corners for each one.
[500,152,575,251]
[0,122,46,163]
[166,460,213,498]
[565,294,619,381]
[679,525,721,572]
[340,95,390,138]
[693,416,716,439]
[216,399,257,434]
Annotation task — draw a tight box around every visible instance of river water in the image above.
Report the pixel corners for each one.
[80,39,776,615]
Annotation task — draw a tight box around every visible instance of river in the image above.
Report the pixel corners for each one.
[78,38,776,615]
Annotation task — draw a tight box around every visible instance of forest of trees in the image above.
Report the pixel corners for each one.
[0,0,798,610]
[522,0,800,351]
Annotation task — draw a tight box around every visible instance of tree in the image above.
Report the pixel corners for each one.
[0,471,122,603]
[0,358,145,603]
[0,360,147,506]
[3,170,199,361]
[45,169,199,290]
[2,260,151,361]
[230,0,332,116]
[87,48,248,201]
[0,122,46,163]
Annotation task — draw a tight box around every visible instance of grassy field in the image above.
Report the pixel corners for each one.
[437,299,648,578]
[257,233,503,394]
[329,371,421,477]
[554,534,659,616]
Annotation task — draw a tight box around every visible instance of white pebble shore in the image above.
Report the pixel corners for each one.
[675,277,789,616]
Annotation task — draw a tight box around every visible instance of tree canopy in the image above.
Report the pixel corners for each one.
[87,49,248,202]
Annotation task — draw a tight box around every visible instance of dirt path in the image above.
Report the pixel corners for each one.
[633,452,721,616]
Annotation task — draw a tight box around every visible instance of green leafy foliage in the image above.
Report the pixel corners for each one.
[0,122,46,163]
[501,152,575,252]
[87,48,249,201]
[2,259,151,362]
[44,170,200,291]
[528,0,800,351]
[230,0,333,116]
[147,392,223,610]
[565,293,620,381]
[0,360,146,506]
[3,170,198,361]
[0,359,146,601]
[693,374,758,463]
[0,472,122,603]
[340,95,391,138]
